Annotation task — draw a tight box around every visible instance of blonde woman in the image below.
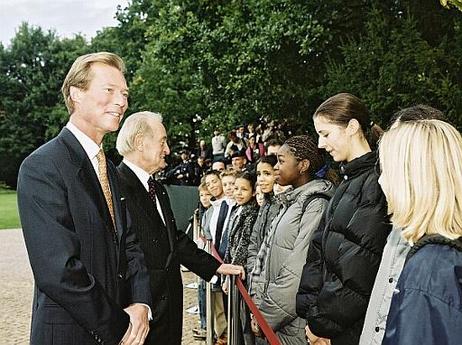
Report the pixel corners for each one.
[378,119,462,345]
[359,105,445,345]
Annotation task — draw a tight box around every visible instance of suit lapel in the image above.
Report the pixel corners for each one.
[59,128,113,228]
[119,163,161,221]
[119,162,172,250]
[153,180,175,256]
[118,163,176,267]
[108,162,124,243]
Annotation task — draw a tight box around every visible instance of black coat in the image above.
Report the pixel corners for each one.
[17,128,151,345]
[296,152,391,345]
[117,162,221,345]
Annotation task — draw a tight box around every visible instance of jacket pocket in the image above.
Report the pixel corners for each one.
[41,304,76,325]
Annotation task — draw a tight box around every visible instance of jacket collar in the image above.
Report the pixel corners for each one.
[407,234,462,263]
[59,128,122,240]
[339,151,376,181]
[276,179,334,206]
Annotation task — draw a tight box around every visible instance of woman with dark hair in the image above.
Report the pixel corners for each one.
[247,155,279,278]
[247,154,284,343]
[223,171,259,267]
[252,135,335,345]
[296,93,391,345]
[222,171,259,345]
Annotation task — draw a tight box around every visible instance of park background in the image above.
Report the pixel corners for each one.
[1,0,462,229]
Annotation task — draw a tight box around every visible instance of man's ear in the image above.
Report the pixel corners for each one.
[134,133,144,151]
[69,86,81,105]
[346,119,361,136]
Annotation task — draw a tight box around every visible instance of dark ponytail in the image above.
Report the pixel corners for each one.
[314,93,383,149]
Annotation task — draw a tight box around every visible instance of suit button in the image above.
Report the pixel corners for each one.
[375,326,380,332]
[388,277,393,283]
[161,295,167,300]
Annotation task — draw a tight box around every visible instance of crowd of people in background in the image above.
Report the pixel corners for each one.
[189,93,462,345]
[160,118,290,186]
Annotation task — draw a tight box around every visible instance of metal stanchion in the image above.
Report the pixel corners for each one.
[231,275,239,345]
[206,240,214,345]
[227,276,232,345]
[227,275,239,345]
[193,209,199,241]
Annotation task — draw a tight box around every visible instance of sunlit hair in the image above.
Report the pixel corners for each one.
[313,93,383,149]
[61,52,125,114]
[379,119,462,244]
[116,111,163,156]
[220,168,237,179]
[198,182,209,192]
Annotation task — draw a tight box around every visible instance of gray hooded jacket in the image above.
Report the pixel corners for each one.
[259,179,335,345]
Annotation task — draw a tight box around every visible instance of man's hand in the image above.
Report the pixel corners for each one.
[216,263,245,280]
[222,276,229,295]
[120,304,149,345]
[250,314,264,338]
[305,325,330,345]
[313,339,331,345]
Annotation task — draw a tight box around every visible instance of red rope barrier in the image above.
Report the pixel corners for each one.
[210,243,282,345]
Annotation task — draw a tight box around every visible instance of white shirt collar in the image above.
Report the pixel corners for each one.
[122,159,151,192]
[210,196,226,207]
[122,159,166,225]
[225,198,236,207]
[66,121,101,161]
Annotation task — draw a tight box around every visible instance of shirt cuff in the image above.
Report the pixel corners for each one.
[210,275,218,284]
[137,303,153,320]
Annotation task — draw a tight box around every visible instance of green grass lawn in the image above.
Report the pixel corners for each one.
[0,189,21,229]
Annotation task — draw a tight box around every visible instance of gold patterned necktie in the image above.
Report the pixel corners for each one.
[96,149,115,227]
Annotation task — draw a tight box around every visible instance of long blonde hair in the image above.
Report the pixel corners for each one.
[379,119,462,245]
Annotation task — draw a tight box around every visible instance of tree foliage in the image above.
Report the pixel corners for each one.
[1,1,462,187]
[323,6,462,128]
[441,0,462,11]
[0,23,88,187]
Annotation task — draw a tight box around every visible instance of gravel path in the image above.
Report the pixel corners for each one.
[0,229,203,345]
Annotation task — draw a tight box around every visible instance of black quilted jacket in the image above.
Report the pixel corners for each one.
[296,151,391,345]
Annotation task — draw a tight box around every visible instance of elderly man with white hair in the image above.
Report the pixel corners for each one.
[115,111,245,345]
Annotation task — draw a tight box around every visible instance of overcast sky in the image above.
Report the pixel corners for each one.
[0,0,128,47]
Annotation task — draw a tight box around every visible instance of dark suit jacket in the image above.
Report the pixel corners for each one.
[117,162,221,345]
[17,128,151,345]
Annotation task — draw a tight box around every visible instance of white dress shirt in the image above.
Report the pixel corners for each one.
[66,121,101,176]
[122,159,166,225]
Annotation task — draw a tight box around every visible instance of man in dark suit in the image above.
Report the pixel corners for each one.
[17,52,151,345]
[115,111,245,345]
